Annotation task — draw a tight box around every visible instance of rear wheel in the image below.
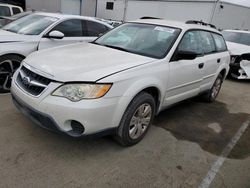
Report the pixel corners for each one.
[203,74,223,103]
[0,55,24,93]
[115,92,156,146]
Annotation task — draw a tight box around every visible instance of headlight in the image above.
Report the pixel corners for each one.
[52,83,112,102]
[230,55,238,64]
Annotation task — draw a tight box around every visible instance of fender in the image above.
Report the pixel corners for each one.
[110,76,165,128]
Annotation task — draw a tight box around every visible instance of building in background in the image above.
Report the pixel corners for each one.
[25,0,97,17]
[0,0,26,10]
[96,0,250,30]
[4,0,250,30]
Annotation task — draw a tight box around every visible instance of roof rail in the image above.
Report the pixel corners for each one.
[140,16,161,20]
[186,20,216,29]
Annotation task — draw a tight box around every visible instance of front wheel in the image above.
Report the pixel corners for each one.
[115,92,156,146]
[0,55,24,93]
[203,74,223,103]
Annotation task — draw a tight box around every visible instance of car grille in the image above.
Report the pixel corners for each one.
[16,66,52,96]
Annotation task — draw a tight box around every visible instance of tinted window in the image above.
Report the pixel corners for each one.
[0,6,11,16]
[12,7,21,15]
[222,31,250,46]
[86,21,109,36]
[212,33,227,52]
[178,31,203,54]
[200,31,216,54]
[52,19,83,37]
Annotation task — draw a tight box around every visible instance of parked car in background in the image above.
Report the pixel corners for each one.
[0,12,113,93]
[0,3,23,17]
[11,19,230,146]
[96,18,122,27]
[222,30,250,79]
[0,11,33,28]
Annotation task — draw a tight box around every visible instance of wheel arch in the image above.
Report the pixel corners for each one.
[220,68,227,80]
[0,53,26,60]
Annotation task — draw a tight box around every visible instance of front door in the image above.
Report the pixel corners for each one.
[164,30,204,106]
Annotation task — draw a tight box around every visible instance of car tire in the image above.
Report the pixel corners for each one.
[202,74,223,103]
[115,92,156,146]
[0,55,24,93]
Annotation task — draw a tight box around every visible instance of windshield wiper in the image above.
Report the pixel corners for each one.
[102,44,130,52]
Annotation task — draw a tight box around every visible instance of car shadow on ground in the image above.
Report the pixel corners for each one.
[154,98,250,159]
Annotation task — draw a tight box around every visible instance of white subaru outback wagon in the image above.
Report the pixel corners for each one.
[11,19,230,146]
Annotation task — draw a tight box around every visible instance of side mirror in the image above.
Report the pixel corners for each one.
[48,30,64,39]
[176,50,198,60]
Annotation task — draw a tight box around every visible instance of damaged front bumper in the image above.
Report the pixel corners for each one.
[229,54,250,79]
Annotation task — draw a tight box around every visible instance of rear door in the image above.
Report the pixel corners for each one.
[165,30,204,105]
[38,19,88,50]
[199,31,228,91]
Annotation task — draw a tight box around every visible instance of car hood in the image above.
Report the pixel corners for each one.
[24,42,156,82]
[0,29,35,42]
[226,41,250,55]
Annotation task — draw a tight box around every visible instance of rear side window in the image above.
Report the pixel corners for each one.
[212,33,227,52]
[86,21,109,36]
[200,31,216,54]
[52,19,83,37]
[178,30,203,55]
[0,6,11,16]
[12,7,21,15]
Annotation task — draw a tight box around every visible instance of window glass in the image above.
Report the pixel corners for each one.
[178,31,203,54]
[0,6,11,16]
[95,23,181,59]
[52,19,83,37]
[212,33,227,52]
[222,31,250,46]
[12,7,21,15]
[86,21,109,36]
[2,14,58,35]
[200,31,216,54]
[106,2,114,10]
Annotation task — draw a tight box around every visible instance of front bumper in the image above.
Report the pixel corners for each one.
[11,78,121,137]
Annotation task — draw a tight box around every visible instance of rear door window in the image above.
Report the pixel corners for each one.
[212,33,227,52]
[0,6,11,16]
[86,20,109,36]
[200,31,216,54]
[12,7,21,15]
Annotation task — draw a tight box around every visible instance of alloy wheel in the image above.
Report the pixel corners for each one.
[0,59,21,93]
[129,103,152,140]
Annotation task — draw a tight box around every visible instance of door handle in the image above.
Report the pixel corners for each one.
[217,58,221,63]
[198,63,204,69]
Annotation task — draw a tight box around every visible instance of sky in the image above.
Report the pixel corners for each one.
[223,0,250,7]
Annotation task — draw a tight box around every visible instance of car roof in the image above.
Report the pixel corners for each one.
[129,19,221,34]
[223,29,250,34]
[33,12,113,28]
[0,3,22,9]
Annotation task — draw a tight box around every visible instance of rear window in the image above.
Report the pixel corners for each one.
[0,6,11,16]
[212,33,227,52]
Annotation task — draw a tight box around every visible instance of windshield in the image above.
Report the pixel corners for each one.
[2,14,58,35]
[222,31,250,46]
[95,23,181,58]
